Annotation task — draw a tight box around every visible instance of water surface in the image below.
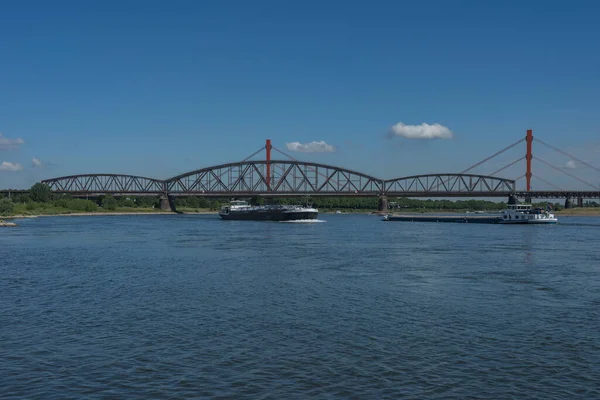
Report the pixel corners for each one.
[1,214,599,398]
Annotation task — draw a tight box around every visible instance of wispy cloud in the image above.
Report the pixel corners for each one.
[565,160,576,169]
[389,122,453,140]
[0,161,23,171]
[286,141,335,153]
[0,133,25,150]
[32,157,43,168]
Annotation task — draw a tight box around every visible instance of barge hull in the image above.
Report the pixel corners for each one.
[220,211,318,221]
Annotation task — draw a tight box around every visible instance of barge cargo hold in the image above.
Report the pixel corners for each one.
[382,214,502,223]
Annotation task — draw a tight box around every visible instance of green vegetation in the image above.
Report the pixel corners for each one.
[30,182,52,202]
[13,199,98,215]
[102,195,117,211]
[1,183,166,216]
[582,201,599,207]
[173,197,222,211]
[2,182,587,217]
[0,198,15,216]
[556,207,600,215]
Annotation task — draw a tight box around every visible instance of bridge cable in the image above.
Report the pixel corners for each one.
[512,174,526,182]
[430,138,525,192]
[270,145,300,162]
[532,175,564,191]
[211,145,266,184]
[490,157,526,177]
[271,145,331,181]
[533,156,599,189]
[242,145,267,162]
[271,145,379,193]
[460,138,525,174]
[535,138,600,173]
[431,144,524,192]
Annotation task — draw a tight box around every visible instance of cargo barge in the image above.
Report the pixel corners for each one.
[219,200,318,221]
[382,203,558,224]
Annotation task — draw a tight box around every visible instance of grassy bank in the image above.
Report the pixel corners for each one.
[10,203,168,216]
[2,203,220,218]
[554,207,600,216]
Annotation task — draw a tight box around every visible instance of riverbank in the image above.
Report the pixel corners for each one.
[554,208,600,216]
[2,205,222,218]
[4,210,222,219]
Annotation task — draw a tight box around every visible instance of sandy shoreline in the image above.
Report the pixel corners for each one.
[4,211,219,219]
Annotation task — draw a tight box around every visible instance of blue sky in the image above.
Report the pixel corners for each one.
[1,0,599,189]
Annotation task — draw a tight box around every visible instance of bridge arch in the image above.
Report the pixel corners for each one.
[165,160,384,195]
[383,173,515,197]
[42,174,166,194]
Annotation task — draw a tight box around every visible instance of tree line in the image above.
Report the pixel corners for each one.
[0,183,160,215]
[1,182,583,216]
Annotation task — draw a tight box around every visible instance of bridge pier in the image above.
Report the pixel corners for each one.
[564,198,572,209]
[577,196,583,207]
[508,195,519,205]
[159,195,177,212]
[378,195,388,213]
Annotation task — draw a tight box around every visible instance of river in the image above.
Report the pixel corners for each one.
[1,214,599,399]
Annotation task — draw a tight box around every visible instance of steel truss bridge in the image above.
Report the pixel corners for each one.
[40,162,517,198]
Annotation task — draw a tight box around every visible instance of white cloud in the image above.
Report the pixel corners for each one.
[0,161,23,171]
[0,133,25,150]
[32,157,43,168]
[286,141,335,153]
[565,160,576,169]
[389,122,453,139]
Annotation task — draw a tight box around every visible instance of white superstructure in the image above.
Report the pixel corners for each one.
[500,204,558,224]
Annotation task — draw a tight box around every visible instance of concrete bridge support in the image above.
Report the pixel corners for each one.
[159,195,177,212]
[378,195,388,213]
[564,198,572,209]
[577,196,584,207]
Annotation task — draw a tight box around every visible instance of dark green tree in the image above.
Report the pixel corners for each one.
[102,195,117,211]
[0,198,15,215]
[120,198,135,207]
[30,183,52,203]
[187,197,200,208]
[197,197,209,208]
